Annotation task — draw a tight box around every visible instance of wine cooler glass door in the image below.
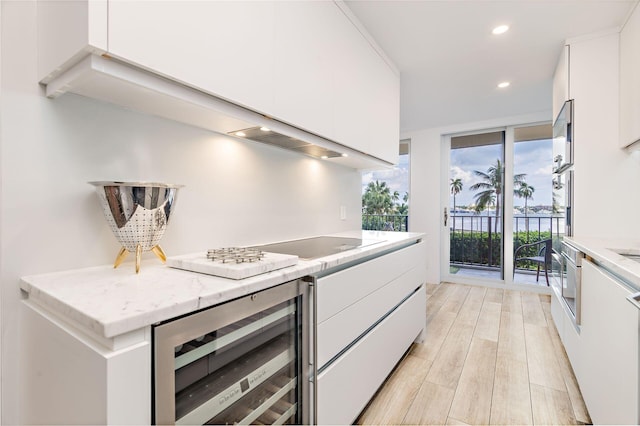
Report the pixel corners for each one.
[154,280,310,425]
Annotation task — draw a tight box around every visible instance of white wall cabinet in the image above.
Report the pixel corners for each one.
[37,0,400,165]
[620,3,640,148]
[552,44,570,121]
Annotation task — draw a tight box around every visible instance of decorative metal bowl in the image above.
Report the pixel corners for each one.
[89,181,183,273]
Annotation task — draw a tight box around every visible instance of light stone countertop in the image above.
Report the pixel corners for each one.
[565,236,640,292]
[20,230,424,339]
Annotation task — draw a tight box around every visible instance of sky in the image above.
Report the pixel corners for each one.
[360,138,552,209]
[450,139,553,208]
[361,153,410,201]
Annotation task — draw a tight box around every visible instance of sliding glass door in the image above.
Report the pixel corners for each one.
[446,131,505,281]
[442,123,553,287]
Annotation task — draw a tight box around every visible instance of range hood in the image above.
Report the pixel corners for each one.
[44,54,391,169]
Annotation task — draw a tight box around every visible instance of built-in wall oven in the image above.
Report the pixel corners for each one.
[153,279,311,425]
[554,241,585,325]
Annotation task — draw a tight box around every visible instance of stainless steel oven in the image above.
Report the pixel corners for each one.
[153,279,311,425]
[560,241,585,325]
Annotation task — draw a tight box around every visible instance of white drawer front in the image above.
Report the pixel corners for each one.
[317,285,426,425]
[317,265,425,367]
[316,241,425,323]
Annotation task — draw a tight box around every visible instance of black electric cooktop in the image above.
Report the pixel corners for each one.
[251,236,383,260]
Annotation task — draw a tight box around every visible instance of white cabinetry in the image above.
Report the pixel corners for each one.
[552,44,570,121]
[37,0,400,165]
[315,242,427,424]
[620,3,640,148]
[107,1,277,120]
[579,259,639,425]
[20,301,151,425]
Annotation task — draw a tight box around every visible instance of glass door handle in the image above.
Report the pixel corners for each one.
[443,208,448,226]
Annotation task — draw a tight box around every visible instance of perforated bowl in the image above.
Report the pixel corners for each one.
[90,181,183,273]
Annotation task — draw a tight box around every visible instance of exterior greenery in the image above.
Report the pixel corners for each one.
[450,229,560,270]
[361,180,409,231]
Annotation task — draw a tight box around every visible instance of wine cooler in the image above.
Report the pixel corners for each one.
[153,280,311,425]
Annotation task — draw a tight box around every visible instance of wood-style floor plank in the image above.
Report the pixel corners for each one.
[409,308,457,361]
[485,287,504,304]
[530,383,576,425]
[475,300,502,342]
[424,321,475,389]
[490,356,532,424]
[402,381,455,425]
[455,286,485,326]
[503,289,523,315]
[490,311,533,425]
[357,355,433,425]
[524,323,567,391]
[448,338,498,425]
[522,291,548,327]
[446,416,472,425]
[440,284,471,316]
[358,283,590,426]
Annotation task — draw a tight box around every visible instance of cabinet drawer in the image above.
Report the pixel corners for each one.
[317,265,425,367]
[317,285,426,425]
[316,242,424,323]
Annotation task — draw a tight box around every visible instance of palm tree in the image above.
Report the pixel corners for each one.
[516,182,535,215]
[516,182,535,235]
[362,180,394,215]
[450,178,463,213]
[470,159,526,231]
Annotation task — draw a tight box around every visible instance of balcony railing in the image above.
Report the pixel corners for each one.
[450,214,565,269]
[362,214,408,232]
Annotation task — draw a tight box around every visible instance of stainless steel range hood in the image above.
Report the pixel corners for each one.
[229,127,345,159]
[44,54,391,169]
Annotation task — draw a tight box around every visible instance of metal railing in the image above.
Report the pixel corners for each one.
[450,214,565,269]
[362,214,408,232]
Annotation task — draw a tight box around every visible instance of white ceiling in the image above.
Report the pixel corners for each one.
[345,0,638,132]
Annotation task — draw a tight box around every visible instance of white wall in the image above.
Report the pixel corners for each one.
[0,2,361,423]
[568,31,640,238]
[404,111,552,287]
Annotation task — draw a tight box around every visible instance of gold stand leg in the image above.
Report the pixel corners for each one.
[151,245,167,263]
[113,247,129,269]
[135,244,143,274]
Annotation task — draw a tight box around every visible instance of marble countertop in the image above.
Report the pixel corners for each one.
[21,230,424,339]
[565,236,640,291]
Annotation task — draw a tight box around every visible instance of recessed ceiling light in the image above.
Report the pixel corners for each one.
[260,127,270,132]
[235,131,246,137]
[321,155,329,160]
[497,81,510,88]
[492,25,509,35]
[341,153,348,157]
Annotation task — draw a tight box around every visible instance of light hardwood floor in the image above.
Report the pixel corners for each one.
[356,283,591,425]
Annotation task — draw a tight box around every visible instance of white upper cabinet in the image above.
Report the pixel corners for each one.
[37,0,400,166]
[272,2,336,142]
[37,0,108,83]
[552,45,569,121]
[620,3,640,148]
[107,1,277,117]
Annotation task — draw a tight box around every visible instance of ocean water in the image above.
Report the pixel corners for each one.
[450,213,565,234]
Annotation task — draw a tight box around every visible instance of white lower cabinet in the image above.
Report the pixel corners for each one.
[314,241,427,423]
[579,259,639,424]
[550,258,640,424]
[20,301,151,425]
[317,286,426,425]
